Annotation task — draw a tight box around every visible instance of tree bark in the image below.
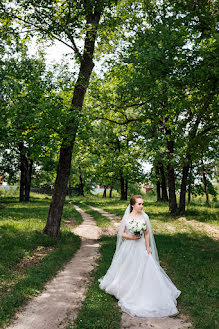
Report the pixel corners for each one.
[187,162,192,204]
[43,146,74,236]
[102,186,107,198]
[120,175,126,200]
[179,155,190,213]
[155,165,161,202]
[79,165,84,196]
[109,186,113,198]
[19,144,33,202]
[43,12,101,237]
[19,144,26,202]
[159,162,168,201]
[166,139,177,214]
[202,160,210,205]
[24,159,33,202]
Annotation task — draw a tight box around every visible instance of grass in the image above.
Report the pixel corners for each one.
[65,236,122,329]
[68,193,218,329]
[0,190,218,329]
[156,232,218,329]
[0,193,82,328]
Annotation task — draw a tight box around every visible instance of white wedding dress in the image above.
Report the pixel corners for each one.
[98,218,181,318]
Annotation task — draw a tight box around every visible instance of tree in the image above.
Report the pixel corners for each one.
[104,0,218,213]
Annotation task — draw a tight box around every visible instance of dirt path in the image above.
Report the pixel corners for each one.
[88,204,121,221]
[6,205,102,329]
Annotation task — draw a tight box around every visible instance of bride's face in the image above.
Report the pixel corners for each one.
[133,198,144,213]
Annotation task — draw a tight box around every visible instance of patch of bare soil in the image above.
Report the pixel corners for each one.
[63,217,77,227]
[0,203,8,210]
[18,246,55,271]
[178,217,219,240]
[121,313,192,329]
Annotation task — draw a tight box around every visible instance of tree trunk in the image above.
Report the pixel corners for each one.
[24,159,33,202]
[179,155,190,213]
[159,163,168,201]
[79,165,84,196]
[19,145,26,202]
[202,160,210,205]
[43,12,101,237]
[102,186,107,198]
[109,186,113,198]
[155,165,161,202]
[120,175,126,200]
[166,139,177,214]
[187,162,192,204]
[43,146,74,237]
[188,184,191,204]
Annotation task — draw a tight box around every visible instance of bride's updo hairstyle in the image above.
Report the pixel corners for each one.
[130,195,143,213]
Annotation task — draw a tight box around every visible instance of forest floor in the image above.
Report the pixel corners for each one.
[6,203,192,329]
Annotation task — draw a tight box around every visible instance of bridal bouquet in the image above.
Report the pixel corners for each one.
[127,220,147,236]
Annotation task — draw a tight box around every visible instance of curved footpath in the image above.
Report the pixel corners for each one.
[6,205,102,329]
[6,205,192,329]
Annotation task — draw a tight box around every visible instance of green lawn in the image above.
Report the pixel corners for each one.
[0,193,82,328]
[0,191,218,329]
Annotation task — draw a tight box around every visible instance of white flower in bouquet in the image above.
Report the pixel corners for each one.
[127,219,147,236]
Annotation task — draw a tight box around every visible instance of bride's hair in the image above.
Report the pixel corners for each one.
[130,195,143,212]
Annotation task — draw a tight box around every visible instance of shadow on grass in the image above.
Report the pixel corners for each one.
[0,224,56,275]
[185,208,218,223]
[0,205,50,221]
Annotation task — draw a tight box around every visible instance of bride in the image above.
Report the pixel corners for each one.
[98,195,181,318]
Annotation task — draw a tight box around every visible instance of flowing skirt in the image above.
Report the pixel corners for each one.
[98,236,181,318]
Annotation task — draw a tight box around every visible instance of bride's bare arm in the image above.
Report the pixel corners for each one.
[144,227,152,253]
[122,228,140,240]
[122,233,140,240]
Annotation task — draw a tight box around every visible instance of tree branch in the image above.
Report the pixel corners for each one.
[124,101,147,108]
[95,117,141,125]
[3,7,76,52]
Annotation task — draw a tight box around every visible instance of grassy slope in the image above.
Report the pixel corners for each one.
[0,193,82,328]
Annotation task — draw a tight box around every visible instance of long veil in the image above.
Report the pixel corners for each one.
[112,205,159,264]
